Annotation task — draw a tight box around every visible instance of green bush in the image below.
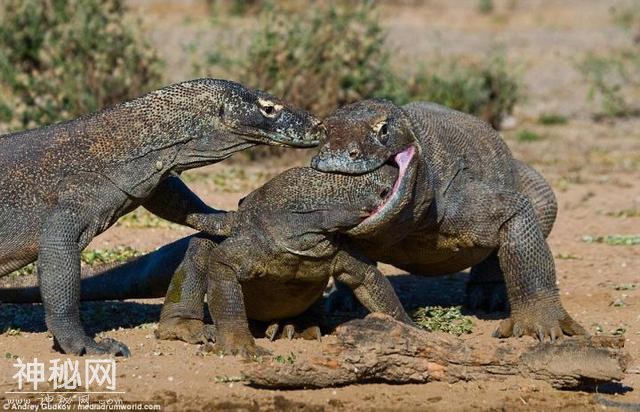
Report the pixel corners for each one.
[194,1,519,135]
[577,4,640,118]
[406,55,520,129]
[538,113,568,125]
[578,51,640,118]
[516,129,542,142]
[0,0,163,133]
[238,1,398,117]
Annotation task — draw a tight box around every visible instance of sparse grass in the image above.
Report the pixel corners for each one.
[117,208,179,229]
[274,352,297,364]
[591,323,628,336]
[555,253,580,260]
[582,235,640,246]
[183,167,277,192]
[516,129,543,142]
[537,113,568,125]
[613,283,636,291]
[80,246,142,265]
[8,263,36,278]
[7,246,142,278]
[412,306,473,335]
[613,325,628,336]
[610,296,628,307]
[214,375,245,383]
[606,208,640,218]
[2,327,21,336]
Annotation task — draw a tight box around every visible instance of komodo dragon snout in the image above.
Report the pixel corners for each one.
[215,84,325,147]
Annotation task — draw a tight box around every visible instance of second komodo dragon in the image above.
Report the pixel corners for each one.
[1,166,414,356]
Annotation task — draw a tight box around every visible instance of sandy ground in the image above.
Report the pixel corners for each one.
[2,0,640,410]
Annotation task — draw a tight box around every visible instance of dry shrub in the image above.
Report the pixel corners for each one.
[0,0,163,133]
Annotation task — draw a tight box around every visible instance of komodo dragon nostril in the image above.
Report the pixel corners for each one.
[380,187,390,198]
[349,149,359,159]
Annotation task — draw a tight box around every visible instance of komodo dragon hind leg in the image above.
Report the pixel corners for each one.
[465,253,509,312]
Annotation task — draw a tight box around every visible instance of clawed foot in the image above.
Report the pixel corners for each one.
[493,300,587,342]
[264,322,322,341]
[155,318,216,344]
[202,330,270,358]
[55,336,130,357]
[465,280,509,312]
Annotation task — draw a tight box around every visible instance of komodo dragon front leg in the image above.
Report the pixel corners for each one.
[205,243,269,357]
[143,175,234,236]
[155,234,221,344]
[332,250,413,325]
[466,159,559,312]
[39,183,132,356]
[488,195,586,340]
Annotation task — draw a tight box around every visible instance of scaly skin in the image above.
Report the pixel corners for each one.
[0,78,323,356]
[172,165,412,356]
[0,166,413,357]
[311,99,585,341]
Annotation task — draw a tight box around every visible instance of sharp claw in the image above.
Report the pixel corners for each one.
[493,319,513,338]
[535,326,546,342]
[513,323,524,338]
[282,325,295,340]
[265,323,280,341]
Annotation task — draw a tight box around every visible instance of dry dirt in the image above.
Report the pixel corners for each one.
[2,0,640,410]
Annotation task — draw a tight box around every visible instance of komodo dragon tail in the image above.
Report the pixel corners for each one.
[0,236,196,303]
[514,159,558,238]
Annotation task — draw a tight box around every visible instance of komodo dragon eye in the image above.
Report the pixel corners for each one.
[257,98,283,119]
[373,120,389,143]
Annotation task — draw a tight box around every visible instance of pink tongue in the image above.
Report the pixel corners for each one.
[390,145,415,196]
[395,146,414,177]
[366,146,415,220]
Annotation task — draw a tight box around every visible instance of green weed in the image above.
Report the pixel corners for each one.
[537,113,568,125]
[582,235,640,246]
[516,129,543,142]
[117,208,179,229]
[412,306,473,335]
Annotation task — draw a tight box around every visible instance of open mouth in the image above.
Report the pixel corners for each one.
[350,145,416,235]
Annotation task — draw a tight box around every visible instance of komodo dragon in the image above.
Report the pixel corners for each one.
[1,165,413,356]
[310,100,586,340]
[0,78,323,356]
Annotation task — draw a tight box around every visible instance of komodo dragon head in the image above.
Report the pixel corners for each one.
[158,79,324,171]
[211,80,325,147]
[311,99,419,236]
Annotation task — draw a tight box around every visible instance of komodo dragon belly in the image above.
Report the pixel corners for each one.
[240,259,331,321]
[356,232,494,275]
[241,278,327,321]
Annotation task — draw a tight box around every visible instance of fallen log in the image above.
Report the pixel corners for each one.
[244,313,630,390]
